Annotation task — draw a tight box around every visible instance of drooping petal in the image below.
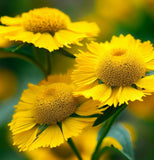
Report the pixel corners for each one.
[146,59,154,70]
[1,16,23,26]
[68,21,100,36]
[118,86,146,105]
[13,126,38,152]
[62,117,95,140]
[29,125,64,150]
[135,75,154,92]
[54,30,87,48]
[9,117,36,134]
[34,33,60,52]
[75,84,112,103]
[75,99,102,116]
[20,84,42,103]
[0,26,23,35]
[103,87,122,107]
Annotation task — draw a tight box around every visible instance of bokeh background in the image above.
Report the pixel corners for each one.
[0,0,154,160]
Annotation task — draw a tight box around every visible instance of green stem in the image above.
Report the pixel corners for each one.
[67,138,82,160]
[94,147,109,159]
[33,46,42,63]
[0,51,47,77]
[44,50,52,76]
[91,104,127,160]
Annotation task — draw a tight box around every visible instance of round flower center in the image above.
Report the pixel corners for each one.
[22,8,71,34]
[33,83,77,125]
[96,49,146,87]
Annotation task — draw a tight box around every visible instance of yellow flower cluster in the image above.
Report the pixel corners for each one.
[0,7,153,157]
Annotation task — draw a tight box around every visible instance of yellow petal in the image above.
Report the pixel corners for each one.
[146,59,154,70]
[62,117,95,140]
[75,99,102,116]
[13,126,38,151]
[103,87,122,107]
[75,84,112,103]
[4,29,40,43]
[54,30,87,48]
[135,75,154,92]
[0,26,22,34]
[9,117,36,134]
[1,16,22,26]
[14,101,33,111]
[68,21,100,36]
[34,33,60,52]
[102,137,123,150]
[20,83,41,103]
[29,125,64,150]
[118,86,146,105]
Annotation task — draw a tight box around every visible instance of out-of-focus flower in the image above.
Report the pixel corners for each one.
[0,36,12,48]
[0,7,100,52]
[95,0,143,24]
[128,93,154,120]
[122,123,136,144]
[9,71,101,151]
[143,0,154,17]
[0,68,17,100]
[72,34,154,107]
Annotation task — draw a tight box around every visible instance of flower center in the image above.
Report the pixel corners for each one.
[96,49,146,87]
[33,83,77,125]
[22,8,71,34]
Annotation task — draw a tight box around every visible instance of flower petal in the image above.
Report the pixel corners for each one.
[54,30,87,48]
[13,126,38,152]
[68,21,100,36]
[75,84,112,103]
[34,33,60,52]
[135,75,154,92]
[62,117,95,140]
[75,99,102,116]
[29,125,64,150]
[146,59,154,70]
[118,86,146,105]
[9,117,36,134]
[1,16,22,26]
[104,86,146,106]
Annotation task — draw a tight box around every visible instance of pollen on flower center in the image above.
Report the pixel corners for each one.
[22,8,71,34]
[96,50,146,87]
[33,83,77,125]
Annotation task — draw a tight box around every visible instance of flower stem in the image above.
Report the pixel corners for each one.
[67,138,82,160]
[91,104,127,160]
[44,50,52,77]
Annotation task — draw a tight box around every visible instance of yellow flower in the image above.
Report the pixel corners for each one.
[72,34,154,107]
[95,0,142,24]
[128,93,154,120]
[9,71,100,151]
[0,7,99,52]
[0,68,17,100]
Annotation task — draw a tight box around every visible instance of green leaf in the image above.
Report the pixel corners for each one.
[146,71,154,76]
[98,123,135,160]
[93,104,126,127]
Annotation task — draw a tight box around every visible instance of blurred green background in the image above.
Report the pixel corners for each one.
[0,0,154,159]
